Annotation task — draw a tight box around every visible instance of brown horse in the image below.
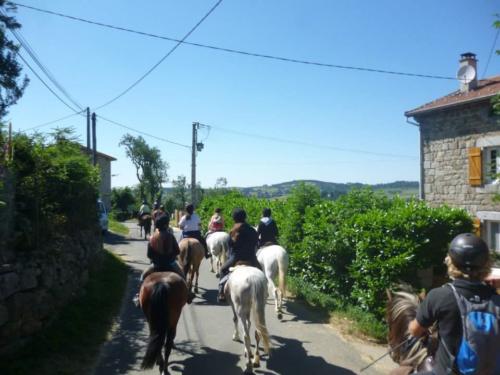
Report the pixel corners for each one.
[178,238,205,295]
[139,271,188,375]
[138,214,152,240]
[386,287,437,375]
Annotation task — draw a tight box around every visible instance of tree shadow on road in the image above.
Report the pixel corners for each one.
[93,268,148,375]
[255,335,357,375]
[279,298,331,325]
[104,231,148,245]
[169,341,244,375]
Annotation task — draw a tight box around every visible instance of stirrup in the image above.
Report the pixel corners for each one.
[132,293,140,307]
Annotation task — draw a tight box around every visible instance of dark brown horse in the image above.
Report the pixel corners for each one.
[386,287,437,375]
[138,214,152,240]
[139,271,188,375]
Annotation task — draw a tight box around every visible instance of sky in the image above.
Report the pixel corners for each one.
[5,0,500,189]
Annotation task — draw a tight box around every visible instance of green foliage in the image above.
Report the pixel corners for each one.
[0,2,29,119]
[171,175,188,210]
[111,186,136,220]
[108,218,129,235]
[199,187,472,321]
[8,129,100,250]
[119,133,168,202]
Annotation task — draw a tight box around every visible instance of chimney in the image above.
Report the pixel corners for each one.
[458,52,478,92]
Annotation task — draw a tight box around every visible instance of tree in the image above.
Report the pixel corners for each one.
[171,175,188,210]
[119,134,168,203]
[215,177,228,189]
[111,186,136,219]
[0,1,29,119]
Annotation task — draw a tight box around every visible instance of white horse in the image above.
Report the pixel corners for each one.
[225,266,271,374]
[257,245,289,319]
[206,231,230,277]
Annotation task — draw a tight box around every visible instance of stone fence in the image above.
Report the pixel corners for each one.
[0,230,102,355]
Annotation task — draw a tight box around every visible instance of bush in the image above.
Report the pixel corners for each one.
[198,187,472,320]
[111,186,136,221]
[7,130,100,250]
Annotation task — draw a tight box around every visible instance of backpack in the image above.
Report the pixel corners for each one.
[442,283,500,375]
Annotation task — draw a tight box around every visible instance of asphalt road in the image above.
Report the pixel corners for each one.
[92,223,394,375]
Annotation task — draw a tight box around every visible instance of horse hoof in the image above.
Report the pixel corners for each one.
[215,273,220,278]
[253,360,260,368]
[277,312,283,320]
[194,287,198,294]
[243,368,254,374]
[211,269,214,273]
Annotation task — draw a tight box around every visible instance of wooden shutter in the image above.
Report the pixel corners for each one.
[468,147,482,186]
[473,217,481,237]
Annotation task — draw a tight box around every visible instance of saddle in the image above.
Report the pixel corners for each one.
[229,260,252,272]
[259,241,277,249]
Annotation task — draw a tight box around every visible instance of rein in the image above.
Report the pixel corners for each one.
[360,336,422,372]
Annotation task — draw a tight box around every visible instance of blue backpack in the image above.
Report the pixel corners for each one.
[442,283,500,375]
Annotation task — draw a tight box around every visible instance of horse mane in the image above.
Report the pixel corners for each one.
[386,286,432,369]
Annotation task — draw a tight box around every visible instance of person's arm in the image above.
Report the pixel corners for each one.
[178,216,186,230]
[172,235,180,257]
[147,242,154,262]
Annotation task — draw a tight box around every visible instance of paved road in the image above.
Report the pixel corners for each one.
[92,223,394,375]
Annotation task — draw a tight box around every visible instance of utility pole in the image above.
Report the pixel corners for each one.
[92,112,97,166]
[191,122,205,205]
[86,107,91,150]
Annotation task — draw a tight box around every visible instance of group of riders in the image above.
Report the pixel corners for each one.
[135,202,279,304]
[135,200,500,375]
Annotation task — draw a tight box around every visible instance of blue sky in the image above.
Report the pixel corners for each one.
[6,0,500,188]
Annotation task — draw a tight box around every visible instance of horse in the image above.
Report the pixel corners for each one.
[178,238,205,295]
[386,287,437,375]
[139,271,188,375]
[138,213,152,240]
[206,231,230,277]
[256,244,289,319]
[225,265,271,374]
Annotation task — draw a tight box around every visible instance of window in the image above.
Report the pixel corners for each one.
[486,221,500,253]
[484,147,500,184]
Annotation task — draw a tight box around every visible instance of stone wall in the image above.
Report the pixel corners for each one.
[0,231,102,354]
[415,101,500,216]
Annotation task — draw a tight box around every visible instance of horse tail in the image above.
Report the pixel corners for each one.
[253,276,271,354]
[277,249,289,299]
[141,282,169,369]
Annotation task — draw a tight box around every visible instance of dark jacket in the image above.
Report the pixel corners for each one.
[229,222,258,262]
[147,230,180,270]
[257,218,279,246]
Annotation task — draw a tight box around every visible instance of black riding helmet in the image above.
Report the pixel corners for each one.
[155,214,170,230]
[232,208,247,223]
[449,233,489,272]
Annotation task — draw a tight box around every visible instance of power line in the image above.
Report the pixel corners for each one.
[201,123,418,159]
[92,0,223,110]
[14,50,82,113]
[97,115,191,149]
[22,111,84,132]
[9,27,84,111]
[12,2,456,81]
[482,26,500,78]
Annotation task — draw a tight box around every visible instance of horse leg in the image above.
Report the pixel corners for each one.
[266,272,279,315]
[194,266,200,294]
[161,328,176,375]
[239,312,253,374]
[209,252,215,273]
[253,330,261,368]
[215,256,220,278]
[229,299,240,341]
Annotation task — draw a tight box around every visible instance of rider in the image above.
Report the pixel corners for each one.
[408,233,498,375]
[133,214,193,306]
[139,199,151,217]
[152,202,164,222]
[217,208,260,303]
[179,203,211,259]
[257,207,279,248]
[206,207,225,237]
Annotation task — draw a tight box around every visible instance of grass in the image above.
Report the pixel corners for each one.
[0,249,128,375]
[108,218,129,235]
[287,275,387,343]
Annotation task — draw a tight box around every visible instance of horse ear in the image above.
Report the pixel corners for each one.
[386,289,393,302]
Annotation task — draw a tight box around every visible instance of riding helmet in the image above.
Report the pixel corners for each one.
[448,233,489,271]
[155,214,170,230]
[232,208,247,223]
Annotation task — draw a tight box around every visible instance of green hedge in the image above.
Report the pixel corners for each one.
[198,185,472,319]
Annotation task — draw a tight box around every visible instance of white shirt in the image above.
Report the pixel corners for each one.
[179,213,201,232]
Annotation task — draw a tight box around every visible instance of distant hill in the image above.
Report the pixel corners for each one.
[234,180,419,199]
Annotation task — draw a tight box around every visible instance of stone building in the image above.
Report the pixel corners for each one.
[405,53,500,252]
[81,147,116,210]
